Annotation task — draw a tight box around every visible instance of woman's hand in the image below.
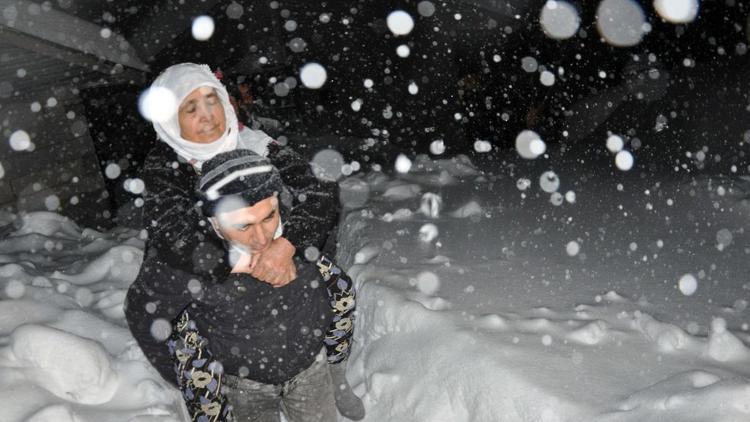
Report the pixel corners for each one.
[249,237,297,287]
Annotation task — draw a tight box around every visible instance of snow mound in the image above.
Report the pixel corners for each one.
[409,295,451,311]
[26,404,81,422]
[705,317,750,362]
[92,289,129,320]
[0,232,75,255]
[354,244,381,265]
[49,309,133,356]
[476,313,509,330]
[602,371,750,422]
[11,212,82,239]
[363,171,391,189]
[450,200,484,218]
[52,245,143,286]
[339,176,371,209]
[382,183,422,200]
[412,153,479,177]
[381,208,413,222]
[0,300,62,335]
[602,290,629,302]
[351,283,582,422]
[4,324,119,404]
[0,211,190,419]
[419,192,442,218]
[567,320,610,345]
[421,254,451,264]
[632,311,691,352]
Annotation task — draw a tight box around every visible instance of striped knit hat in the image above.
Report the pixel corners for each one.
[196,149,283,217]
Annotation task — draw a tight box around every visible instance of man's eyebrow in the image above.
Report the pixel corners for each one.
[224,204,276,228]
[229,216,256,228]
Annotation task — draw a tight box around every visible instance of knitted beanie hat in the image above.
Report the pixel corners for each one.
[196,149,283,217]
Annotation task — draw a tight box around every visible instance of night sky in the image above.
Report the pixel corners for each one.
[78,0,750,212]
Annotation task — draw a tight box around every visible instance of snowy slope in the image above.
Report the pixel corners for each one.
[0,212,186,422]
[0,152,748,421]
[337,154,750,421]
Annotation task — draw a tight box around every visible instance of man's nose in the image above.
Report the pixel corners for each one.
[250,225,268,247]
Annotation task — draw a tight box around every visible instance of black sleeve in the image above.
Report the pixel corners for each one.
[266,142,340,257]
[125,257,195,386]
[125,254,240,386]
[125,151,232,385]
[140,153,229,278]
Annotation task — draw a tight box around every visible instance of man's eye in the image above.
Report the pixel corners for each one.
[264,212,275,221]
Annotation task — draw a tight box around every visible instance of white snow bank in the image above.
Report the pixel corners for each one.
[0,212,185,422]
[2,324,119,404]
[410,153,479,177]
[337,157,750,422]
[11,212,83,238]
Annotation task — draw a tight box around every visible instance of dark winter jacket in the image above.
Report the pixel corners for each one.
[189,257,332,385]
[124,140,340,386]
[169,254,356,422]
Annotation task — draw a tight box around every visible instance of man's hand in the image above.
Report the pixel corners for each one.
[249,237,297,287]
[230,251,254,274]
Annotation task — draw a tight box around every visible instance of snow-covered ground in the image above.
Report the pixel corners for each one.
[338,152,750,422]
[0,212,187,421]
[1,151,749,421]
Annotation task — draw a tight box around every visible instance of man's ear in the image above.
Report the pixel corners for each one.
[208,217,225,240]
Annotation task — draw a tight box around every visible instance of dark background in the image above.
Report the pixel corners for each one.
[28,0,750,220]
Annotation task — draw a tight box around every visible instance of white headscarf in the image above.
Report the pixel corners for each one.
[150,63,239,167]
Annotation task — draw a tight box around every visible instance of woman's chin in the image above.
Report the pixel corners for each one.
[191,134,222,144]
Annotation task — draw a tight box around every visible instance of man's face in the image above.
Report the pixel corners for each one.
[214,196,279,253]
[178,87,227,143]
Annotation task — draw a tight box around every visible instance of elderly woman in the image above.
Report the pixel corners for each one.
[124,63,358,420]
[138,63,332,284]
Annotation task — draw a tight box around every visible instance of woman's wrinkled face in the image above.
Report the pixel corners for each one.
[178,86,226,143]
